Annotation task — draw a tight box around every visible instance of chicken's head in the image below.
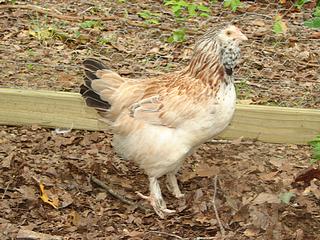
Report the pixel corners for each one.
[217,25,248,44]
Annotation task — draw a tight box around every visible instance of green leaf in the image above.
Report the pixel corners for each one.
[294,0,311,9]
[199,12,210,18]
[309,135,320,163]
[197,4,210,12]
[146,19,160,25]
[187,4,197,17]
[138,11,151,19]
[167,29,186,43]
[172,4,182,17]
[80,20,99,29]
[273,15,288,34]
[279,192,295,204]
[304,17,320,29]
[224,0,242,12]
[314,7,320,17]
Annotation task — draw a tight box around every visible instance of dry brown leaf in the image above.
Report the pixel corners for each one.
[252,193,280,205]
[96,192,107,201]
[195,164,219,178]
[39,182,59,209]
[269,157,285,168]
[17,229,63,240]
[252,20,266,27]
[259,171,278,181]
[36,180,73,209]
[18,186,37,201]
[2,152,14,169]
[310,32,320,39]
[294,167,320,186]
[244,228,260,237]
[70,210,81,226]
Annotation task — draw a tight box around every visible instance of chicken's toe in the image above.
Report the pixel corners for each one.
[136,191,175,218]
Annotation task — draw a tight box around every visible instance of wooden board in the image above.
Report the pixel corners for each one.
[1,88,320,144]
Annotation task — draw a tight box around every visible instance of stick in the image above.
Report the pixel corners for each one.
[212,176,225,238]
[0,4,117,21]
[17,229,63,240]
[1,181,14,199]
[147,231,186,240]
[90,175,149,213]
[0,4,200,34]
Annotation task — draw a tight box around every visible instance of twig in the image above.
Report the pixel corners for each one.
[147,231,186,240]
[17,229,63,240]
[1,181,15,199]
[212,176,225,238]
[0,4,200,34]
[194,237,217,240]
[90,175,149,213]
[0,4,117,21]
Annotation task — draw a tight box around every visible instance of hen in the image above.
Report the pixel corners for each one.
[80,25,247,218]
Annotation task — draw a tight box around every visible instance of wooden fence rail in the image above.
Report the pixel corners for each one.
[1,88,320,144]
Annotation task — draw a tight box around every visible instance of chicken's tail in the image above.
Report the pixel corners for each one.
[80,58,112,112]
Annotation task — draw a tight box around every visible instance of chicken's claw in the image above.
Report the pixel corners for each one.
[136,191,175,218]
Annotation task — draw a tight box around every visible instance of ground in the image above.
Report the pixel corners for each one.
[0,0,320,239]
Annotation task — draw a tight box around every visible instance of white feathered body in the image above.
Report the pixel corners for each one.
[112,79,236,178]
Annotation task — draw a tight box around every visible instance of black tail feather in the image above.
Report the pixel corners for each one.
[80,58,111,111]
[82,58,108,88]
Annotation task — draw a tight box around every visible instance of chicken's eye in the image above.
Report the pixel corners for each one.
[226,30,231,36]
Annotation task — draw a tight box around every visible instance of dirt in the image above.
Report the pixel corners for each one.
[0,1,320,239]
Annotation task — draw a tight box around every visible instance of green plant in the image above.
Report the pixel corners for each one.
[223,0,242,12]
[29,21,57,41]
[235,80,252,99]
[314,6,320,17]
[294,0,311,9]
[164,0,210,18]
[303,3,320,28]
[138,10,161,24]
[273,14,288,34]
[26,63,34,70]
[309,135,320,164]
[167,28,186,43]
[80,20,101,29]
[304,17,320,28]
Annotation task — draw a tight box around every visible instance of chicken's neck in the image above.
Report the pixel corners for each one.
[183,50,228,88]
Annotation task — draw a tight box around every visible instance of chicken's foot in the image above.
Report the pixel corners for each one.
[166,173,185,198]
[136,177,175,218]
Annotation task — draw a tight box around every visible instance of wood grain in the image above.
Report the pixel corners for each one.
[1,88,319,144]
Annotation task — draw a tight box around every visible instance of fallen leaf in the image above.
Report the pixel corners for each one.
[310,32,320,39]
[70,210,81,226]
[39,182,59,209]
[17,229,63,240]
[252,20,266,27]
[195,164,219,177]
[273,14,288,34]
[252,192,280,205]
[294,167,320,186]
[244,228,260,237]
[2,152,14,168]
[249,206,270,230]
[303,180,320,199]
[269,157,285,168]
[96,192,107,201]
[279,191,295,204]
[18,186,37,201]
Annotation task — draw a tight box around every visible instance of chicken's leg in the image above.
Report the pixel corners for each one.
[136,177,175,218]
[166,173,185,198]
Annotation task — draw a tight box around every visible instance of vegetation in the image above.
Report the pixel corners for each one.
[310,135,320,163]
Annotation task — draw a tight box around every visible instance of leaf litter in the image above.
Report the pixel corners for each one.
[0,0,320,239]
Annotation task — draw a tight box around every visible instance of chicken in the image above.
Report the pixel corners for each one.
[80,25,247,218]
